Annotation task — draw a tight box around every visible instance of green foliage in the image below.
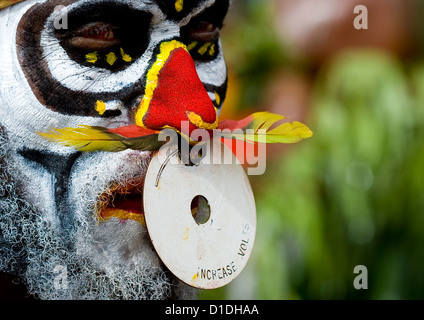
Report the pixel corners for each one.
[253,50,424,299]
[221,0,287,110]
[202,49,424,300]
[201,0,424,299]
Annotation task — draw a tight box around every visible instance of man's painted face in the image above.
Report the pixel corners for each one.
[0,0,229,299]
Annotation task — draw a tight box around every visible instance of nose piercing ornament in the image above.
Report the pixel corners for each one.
[143,141,256,289]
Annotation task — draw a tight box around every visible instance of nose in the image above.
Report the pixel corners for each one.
[135,40,218,136]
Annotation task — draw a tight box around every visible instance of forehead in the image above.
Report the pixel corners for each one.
[1,0,228,35]
[65,0,217,18]
[1,0,217,15]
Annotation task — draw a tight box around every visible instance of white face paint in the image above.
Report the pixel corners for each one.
[41,2,174,93]
[0,0,230,299]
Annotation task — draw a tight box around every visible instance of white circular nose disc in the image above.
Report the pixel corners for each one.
[143,142,256,289]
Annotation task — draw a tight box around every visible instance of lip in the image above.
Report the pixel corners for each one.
[97,176,146,227]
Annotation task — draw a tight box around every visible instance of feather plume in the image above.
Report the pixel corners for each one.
[38,112,312,152]
[217,112,313,144]
[38,125,163,152]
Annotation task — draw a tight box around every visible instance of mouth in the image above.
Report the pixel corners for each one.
[97,177,146,227]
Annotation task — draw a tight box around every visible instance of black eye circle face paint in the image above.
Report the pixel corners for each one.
[181,0,229,62]
[15,0,229,119]
[16,0,153,118]
[54,2,152,71]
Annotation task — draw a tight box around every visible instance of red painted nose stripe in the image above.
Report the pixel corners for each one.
[141,47,217,135]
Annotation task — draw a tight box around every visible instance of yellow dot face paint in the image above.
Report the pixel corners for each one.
[175,0,183,12]
[105,52,117,66]
[120,48,132,62]
[85,52,98,63]
[95,100,106,115]
[214,91,221,106]
[198,42,211,55]
[187,41,198,52]
[208,43,215,56]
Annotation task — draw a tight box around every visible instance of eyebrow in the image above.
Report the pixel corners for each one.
[0,0,26,10]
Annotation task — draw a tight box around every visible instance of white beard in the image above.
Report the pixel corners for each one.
[0,127,196,299]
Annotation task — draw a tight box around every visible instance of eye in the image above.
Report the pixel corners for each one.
[55,4,152,71]
[66,22,120,51]
[181,1,230,61]
[187,21,220,42]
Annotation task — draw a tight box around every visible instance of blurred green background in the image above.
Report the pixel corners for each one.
[201,0,424,299]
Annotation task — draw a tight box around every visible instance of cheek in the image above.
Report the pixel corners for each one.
[194,50,228,112]
[195,44,227,87]
[6,153,59,228]
[0,5,93,151]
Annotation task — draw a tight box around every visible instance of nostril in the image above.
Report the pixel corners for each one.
[187,22,220,42]
[100,110,122,117]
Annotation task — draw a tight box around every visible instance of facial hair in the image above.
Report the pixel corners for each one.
[0,126,196,299]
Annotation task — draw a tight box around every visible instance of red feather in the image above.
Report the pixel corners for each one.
[108,125,159,138]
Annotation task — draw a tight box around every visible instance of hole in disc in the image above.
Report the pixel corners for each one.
[191,195,211,225]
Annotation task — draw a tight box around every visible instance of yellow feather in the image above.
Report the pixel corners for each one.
[38,126,128,152]
[220,112,313,144]
[38,112,312,153]
[261,121,313,143]
[249,112,285,131]
[39,125,164,152]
